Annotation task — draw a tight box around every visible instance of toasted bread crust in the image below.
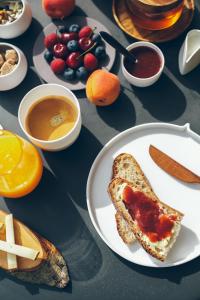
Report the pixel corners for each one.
[108,177,183,261]
[115,212,135,244]
[8,234,69,288]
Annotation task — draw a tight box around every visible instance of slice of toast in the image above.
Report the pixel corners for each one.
[112,153,153,193]
[112,153,154,244]
[108,177,183,261]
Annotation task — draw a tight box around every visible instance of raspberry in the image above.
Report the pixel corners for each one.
[84,53,98,71]
[50,58,65,74]
[44,33,60,49]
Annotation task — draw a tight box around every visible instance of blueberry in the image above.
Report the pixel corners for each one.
[76,66,88,80]
[92,33,102,43]
[63,68,76,81]
[95,46,106,59]
[44,50,53,63]
[57,25,66,33]
[69,24,80,33]
[67,40,78,52]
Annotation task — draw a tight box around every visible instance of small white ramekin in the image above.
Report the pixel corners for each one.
[18,84,82,152]
[0,43,28,91]
[0,0,32,39]
[122,41,165,87]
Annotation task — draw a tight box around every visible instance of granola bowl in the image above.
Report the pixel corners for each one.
[0,0,32,39]
[0,43,28,91]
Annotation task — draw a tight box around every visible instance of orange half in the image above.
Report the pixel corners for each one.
[0,130,43,198]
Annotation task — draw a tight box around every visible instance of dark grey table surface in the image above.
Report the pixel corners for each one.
[1,0,200,299]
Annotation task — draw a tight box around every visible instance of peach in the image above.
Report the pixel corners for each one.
[42,0,75,19]
[86,70,120,106]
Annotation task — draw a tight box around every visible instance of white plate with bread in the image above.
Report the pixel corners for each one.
[87,123,200,267]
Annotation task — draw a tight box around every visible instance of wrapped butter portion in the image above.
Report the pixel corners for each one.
[5,214,17,270]
[0,240,39,260]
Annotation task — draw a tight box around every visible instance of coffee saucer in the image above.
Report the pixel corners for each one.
[112,0,194,43]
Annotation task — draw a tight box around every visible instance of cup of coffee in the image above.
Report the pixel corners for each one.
[18,83,81,151]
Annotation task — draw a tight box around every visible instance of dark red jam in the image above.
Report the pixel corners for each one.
[123,186,175,242]
[124,46,162,78]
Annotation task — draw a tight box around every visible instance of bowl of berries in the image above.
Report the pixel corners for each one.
[33,16,116,90]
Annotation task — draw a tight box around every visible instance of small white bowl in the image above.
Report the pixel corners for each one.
[0,0,32,39]
[18,84,82,152]
[122,41,165,87]
[0,43,28,91]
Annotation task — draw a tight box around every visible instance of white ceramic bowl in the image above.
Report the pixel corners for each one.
[0,0,32,39]
[122,41,165,87]
[0,43,28,91]
[18,84,82,152]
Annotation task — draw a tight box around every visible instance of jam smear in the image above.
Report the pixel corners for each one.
[124,46,161,79]
[123,186,175,242]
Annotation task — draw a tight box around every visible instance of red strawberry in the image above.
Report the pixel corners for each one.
[44,33,60,49]
[50,58,65,74]
[84,53,98,71]
[79,26,93,38]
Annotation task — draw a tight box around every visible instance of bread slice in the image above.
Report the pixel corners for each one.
[115,212,135,244]
[112,153,153,193]
[108,177,183,261]
[112,153,154,244]
[0,210,69,288]
[9,235,69,288]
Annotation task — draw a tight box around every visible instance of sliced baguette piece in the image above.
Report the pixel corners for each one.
[0,211,69,288]
[112,153,154,244]
[115,212,135,244]
[108,178,184,261]
[10,235,69,288]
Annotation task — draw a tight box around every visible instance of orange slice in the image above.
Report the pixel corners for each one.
[0,131,43,198]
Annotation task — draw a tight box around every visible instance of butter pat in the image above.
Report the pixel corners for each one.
[5,214,17,269]
[0,240,39,260]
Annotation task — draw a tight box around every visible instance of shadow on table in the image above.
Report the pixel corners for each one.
[91,0,114,21]
[97,91,136,131]
[4,166,103,293]
[131,73,187,122]
[43,126,102,209]
[0,68,43,117]
[0,18,44,67]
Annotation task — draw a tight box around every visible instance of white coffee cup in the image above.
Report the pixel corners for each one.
[18,84,82,151]
[122,41,165,87]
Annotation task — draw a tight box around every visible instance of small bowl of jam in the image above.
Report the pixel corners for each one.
[122,42,165,87]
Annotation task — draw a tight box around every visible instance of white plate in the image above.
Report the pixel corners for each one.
[87,123,200,267]
[33,17,116,91]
